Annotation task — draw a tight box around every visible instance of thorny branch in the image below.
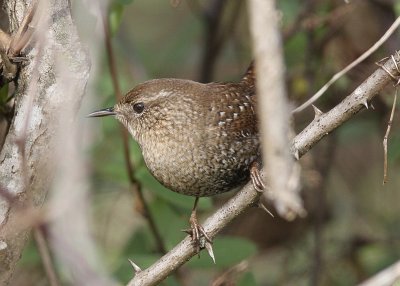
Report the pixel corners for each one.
[127,52,400,286]
[293,16,400,113]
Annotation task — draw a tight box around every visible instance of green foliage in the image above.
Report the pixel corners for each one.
[18,238,41,266]
[359,244,400,276]
[109,0,135,35]
[238,272,257,286]
[135,167,212,211]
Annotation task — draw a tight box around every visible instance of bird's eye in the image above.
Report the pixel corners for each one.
[133,102,145,114]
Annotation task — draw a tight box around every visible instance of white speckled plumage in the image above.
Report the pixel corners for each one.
[113,63,260,197]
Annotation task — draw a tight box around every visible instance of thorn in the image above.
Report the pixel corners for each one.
[312,104,323,118]
[294,149,300,160]
[376,57,389,67]
[128,259,142,273]
[181,229,192,235]
[205,241,215,264]
[258,202,274,217]
[391,55,399,73]
[362,100,369,109]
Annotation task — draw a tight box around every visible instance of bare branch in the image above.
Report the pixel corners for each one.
[33,227,61,286]
[293,16,400,113]
[248,0,304,218]
[127,52,400,286]
[292,52,400,158]
[358,260,400,286]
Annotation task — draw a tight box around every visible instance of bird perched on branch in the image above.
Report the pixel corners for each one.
[88,62,264,249]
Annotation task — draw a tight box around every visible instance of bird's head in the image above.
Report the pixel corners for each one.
[88,79,200,143]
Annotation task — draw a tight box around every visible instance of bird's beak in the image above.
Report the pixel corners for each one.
[87,107,116,118]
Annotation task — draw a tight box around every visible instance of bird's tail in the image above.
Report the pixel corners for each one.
[240,61,255,88]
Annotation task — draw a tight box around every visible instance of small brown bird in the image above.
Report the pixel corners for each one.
[88,63,264,246]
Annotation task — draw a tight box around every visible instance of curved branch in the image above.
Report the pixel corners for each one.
[127,52,400,286]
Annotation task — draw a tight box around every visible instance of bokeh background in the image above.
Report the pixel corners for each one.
[12,0,400,285]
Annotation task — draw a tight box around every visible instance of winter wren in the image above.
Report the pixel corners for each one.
[89,63,263,244]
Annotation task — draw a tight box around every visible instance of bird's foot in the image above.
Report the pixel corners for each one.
[250,161,266,192]
[183,211,212,254]
[182,197,215,262]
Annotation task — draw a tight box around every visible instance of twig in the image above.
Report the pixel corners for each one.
[33,227,61,286]
[293,16,400,113]
[382,89,397,184]
[212,260,249,286]
[127,52,400,286]
[358,260,400,286]
[292,52,400,158]
[0,29,11,53]
[199,0,227,82]
[102,12,167,255]
[102,10,188,285]
[8,0,38,57]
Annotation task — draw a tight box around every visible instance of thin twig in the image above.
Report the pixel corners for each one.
[212,260,249,286]
[383,88,397,185]
[33,227,61,286]
[103,11,167,254]
[199,0,227,82]
[102,12,167,255]
[8,0,38,57]
[293,16,400,113]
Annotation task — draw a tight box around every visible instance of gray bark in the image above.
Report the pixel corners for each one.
[0,0,90,284]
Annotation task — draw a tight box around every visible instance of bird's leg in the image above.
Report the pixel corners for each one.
[250,161,266,192]
[185,197,212,253]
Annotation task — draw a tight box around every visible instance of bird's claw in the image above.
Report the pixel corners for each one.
[376,52,400,86]
[250,161,266,192]
[182,211,212,254]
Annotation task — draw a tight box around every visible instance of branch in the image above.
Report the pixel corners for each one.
[127,51,400,286]
[128,182,261,286]
[291,52,399,158]
[33,227,60,286]
[0,0,90,284]
[358,260,400,286]
[293,16,400,113]
[248,0,304,218]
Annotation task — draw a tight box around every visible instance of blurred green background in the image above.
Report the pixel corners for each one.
[14,0,400,285]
